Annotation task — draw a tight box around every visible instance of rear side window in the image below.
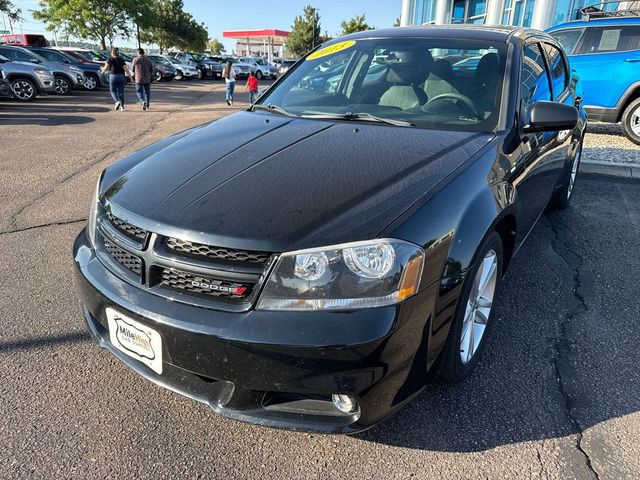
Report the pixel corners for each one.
[549,28,585,54]
[0,47,15,60]
[542,43,569,99]
[582,26,640,53]
[521,43,552,105]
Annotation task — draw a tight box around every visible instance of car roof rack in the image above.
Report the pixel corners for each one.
[580,1,640,19]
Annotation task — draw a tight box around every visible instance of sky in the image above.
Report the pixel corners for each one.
[8,0,402,52]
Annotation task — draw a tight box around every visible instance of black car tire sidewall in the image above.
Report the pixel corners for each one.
[175,70,183,80]
[11,78,36,101]
[256,70,263,80]
[197,69,203,80]
[547,137,583,210]
[440,231,503,382]
[621,97,640,146]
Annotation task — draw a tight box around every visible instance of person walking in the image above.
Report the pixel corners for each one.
[132,48,154,110]
[101,47,132,111]
[244,71,259,104]
[223,60,236,106]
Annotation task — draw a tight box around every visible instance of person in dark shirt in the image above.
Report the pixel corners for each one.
[101,47,132,111]
[131,48,154,110]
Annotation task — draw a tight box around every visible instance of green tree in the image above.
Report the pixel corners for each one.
[340,13,374,35]
[0,0,21,21]
[208,38,224,54]
[139,0,207,53]
[33,0,135,50]
[285,5,321,57]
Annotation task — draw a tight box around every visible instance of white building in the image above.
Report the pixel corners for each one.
[400,0,638,30]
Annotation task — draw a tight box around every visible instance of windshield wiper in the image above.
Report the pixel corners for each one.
[250,103,297,117]
[301,111,414,127]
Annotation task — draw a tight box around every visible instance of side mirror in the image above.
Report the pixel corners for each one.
[521,101,578,133]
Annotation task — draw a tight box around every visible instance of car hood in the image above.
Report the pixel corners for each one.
[104,111,492,252]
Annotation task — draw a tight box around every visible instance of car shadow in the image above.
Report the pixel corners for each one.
[356,191,640,452]
[0,114,95,126]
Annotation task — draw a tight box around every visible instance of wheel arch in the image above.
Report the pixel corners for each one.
[616,81,640,121]
[6,74,41,94]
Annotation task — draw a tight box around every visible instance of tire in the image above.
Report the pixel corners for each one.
[440,231,503,382]
[54,75,71,95]
[153,71,162,83]
[175,70,183,81]
[197,69,203,80]
[10,78,36,101]
[84,74,99,91]
[547,138,583,210]
[255,70,263,80]
[621,97,640,146]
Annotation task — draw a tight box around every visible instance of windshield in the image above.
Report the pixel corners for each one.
[167,56,181,65]
[259,38,506,131]
[150,55,171,66]
[190,53,206,62]
[86,51,108,61]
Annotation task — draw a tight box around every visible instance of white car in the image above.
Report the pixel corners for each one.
[164,56,198,80]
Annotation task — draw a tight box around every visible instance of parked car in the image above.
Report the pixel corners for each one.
[0,45,84,95]
[0,53,55,101]
[164,55,199,80]
[173,52,217,79]
[547,9,640,144]
[73,26,586,433]
[239,56,277,79]
[146,55,176,82]
[0,33,48,47]
[276,59,297,75]
[55,48,108,66]
[205,55,225,78]
[26,46,108,91]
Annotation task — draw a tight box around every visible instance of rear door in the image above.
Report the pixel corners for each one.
[572,24,640,108]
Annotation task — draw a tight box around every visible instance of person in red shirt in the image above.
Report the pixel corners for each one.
[244,72,259,104]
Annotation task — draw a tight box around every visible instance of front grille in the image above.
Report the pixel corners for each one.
[106,212,148,243]
[104,239,142,274]
[160,268,252,299]
[166,237,271,264]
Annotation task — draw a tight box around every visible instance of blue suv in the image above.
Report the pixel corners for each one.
[547,12,640,144]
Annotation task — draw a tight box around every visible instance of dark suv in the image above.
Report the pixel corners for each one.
[74,26,585,433]
[548,7,640,144]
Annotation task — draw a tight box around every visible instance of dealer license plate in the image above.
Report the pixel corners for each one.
[106,308,163,374]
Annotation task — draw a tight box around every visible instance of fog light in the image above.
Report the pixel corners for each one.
[332,394,358,414]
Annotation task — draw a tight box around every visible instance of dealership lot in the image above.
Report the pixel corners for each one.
[1,82,639,479]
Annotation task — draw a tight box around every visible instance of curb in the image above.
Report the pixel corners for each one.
[580,160,640,179]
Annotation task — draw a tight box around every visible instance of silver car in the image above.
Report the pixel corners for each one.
[0,54,55,101]
[239,57,277,79]
[164,56,199,80]
[0,45,84,95]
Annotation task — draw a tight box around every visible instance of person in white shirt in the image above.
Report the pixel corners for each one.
[223,61,236,106]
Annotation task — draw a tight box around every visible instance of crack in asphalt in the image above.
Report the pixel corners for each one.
[0,218,87,236]
[6,85,220,234]
[546,212,600,480]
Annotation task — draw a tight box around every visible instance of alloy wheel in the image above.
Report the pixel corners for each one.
[54,77,70,95]
[84,76,97,90]
[567,143,582,199]
[175,70,183,81]
[12,80,34,100]
[460,250,498,364]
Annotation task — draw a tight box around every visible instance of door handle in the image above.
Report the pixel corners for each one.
[624,58,640,63]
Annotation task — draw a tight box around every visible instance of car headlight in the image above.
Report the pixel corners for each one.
[257,239,424,311]
[34,68,52,76]
[68,65,81,72]
[87,177,101,248]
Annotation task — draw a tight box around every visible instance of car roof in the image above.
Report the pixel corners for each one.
[336,24,544,44]
[547,16,640,31]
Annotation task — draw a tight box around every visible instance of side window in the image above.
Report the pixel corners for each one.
[0,47,15,61]
[14,49,34,62]
[549,28,585,54]
[520,43,551,105]
[542,43,568,99]
[582,26,640,53]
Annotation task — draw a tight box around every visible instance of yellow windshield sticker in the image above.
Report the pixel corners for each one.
[307,41,356,60]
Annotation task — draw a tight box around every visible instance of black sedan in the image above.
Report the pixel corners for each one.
[73,26,586,433]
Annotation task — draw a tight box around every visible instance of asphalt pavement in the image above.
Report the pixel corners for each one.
[0,82,638,479]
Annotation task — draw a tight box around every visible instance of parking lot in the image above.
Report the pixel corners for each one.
[1,81,639,479]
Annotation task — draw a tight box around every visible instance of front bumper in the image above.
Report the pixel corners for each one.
[73,229,437,433]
